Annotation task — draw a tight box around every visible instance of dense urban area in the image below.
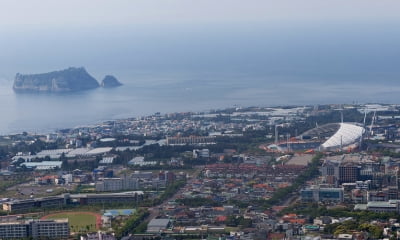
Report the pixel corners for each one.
[1,103,400,240]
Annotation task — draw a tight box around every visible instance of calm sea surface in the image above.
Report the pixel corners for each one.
[1,73,400,134]
[0,23,399,134]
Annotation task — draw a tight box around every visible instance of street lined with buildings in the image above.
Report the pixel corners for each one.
[1,104,400,239]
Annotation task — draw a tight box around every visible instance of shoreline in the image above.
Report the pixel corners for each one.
[2,102,394,137]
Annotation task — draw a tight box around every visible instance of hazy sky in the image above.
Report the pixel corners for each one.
[0,0,399,82]
[0,0,400,133]
[1,0,399,29]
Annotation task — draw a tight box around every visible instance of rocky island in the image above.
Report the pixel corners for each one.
[100,75,123,88]
[13,67,121,93]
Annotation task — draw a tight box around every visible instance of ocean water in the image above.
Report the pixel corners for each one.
[0,73,399,134]
[0,23,399,134]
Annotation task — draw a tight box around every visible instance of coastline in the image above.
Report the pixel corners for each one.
[2,102,393,137]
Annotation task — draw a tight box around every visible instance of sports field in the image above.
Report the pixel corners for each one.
[41,211,101,232]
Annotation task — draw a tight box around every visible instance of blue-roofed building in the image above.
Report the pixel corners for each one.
[104,209,136,217]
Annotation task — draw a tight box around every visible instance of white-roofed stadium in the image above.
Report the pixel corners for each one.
[267,122,365,152]
[320,123,364,149]
[300,122,364,150]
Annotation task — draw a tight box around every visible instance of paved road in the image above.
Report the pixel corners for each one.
[144,166,204,222]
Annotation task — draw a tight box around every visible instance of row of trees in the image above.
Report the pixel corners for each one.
[114,208,150,238]
[151,180,186,206]
[283,202,400,222]
[260,153,322,208]
[226,215,253,228]
[324,220,383,239]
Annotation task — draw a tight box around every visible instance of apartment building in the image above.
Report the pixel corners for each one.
[0,219,69,239]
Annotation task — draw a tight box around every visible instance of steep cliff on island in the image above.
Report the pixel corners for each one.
[13,67,100,93]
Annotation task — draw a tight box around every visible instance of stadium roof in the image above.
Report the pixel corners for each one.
[268,122,365,152]
[321,123,364,149]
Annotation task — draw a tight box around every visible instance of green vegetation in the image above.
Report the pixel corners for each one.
[149,180,186,206]
[226,215,253,228]
[249,153,322,209]
[114,208,149,238]
[0,175,32,193]
[324,220,383,239]
[212,134,268,154]
[283,203,400,222]
[282,202,399,239]
[45,212,98,233]
[159,180,186,200]
[133,220,149,234]
[73,184,96,193]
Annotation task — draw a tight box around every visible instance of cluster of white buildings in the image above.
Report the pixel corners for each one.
[12,147,113,170]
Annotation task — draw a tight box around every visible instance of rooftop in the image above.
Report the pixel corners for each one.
[148,218,170,228]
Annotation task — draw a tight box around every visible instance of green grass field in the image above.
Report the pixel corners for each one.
[45,212,98,233]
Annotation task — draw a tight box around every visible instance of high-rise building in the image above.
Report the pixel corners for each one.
[339,163,360,184]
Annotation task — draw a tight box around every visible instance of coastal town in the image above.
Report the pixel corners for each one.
[1,103,400,239]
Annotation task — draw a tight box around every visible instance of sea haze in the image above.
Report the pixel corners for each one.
[0,22,399,134]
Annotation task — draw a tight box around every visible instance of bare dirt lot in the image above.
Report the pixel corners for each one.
[285,154,314,166]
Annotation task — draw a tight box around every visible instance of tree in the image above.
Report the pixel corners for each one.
[359,223,383,239]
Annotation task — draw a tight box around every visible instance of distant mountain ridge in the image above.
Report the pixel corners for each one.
[13,67,121,93]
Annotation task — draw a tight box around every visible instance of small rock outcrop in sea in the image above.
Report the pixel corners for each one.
[100,75,123,88]
[13,67,100,93]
